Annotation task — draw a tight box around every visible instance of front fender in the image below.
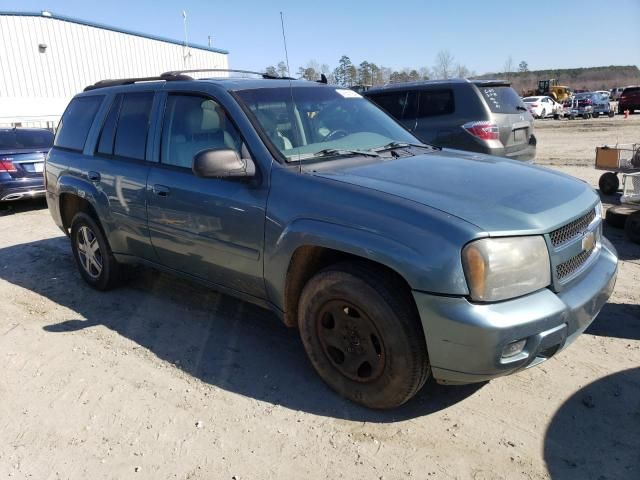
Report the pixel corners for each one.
[263,217,471,313]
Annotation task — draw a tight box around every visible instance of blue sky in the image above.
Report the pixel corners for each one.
[2,0,639,74]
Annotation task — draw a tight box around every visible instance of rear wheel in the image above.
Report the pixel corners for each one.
[592,112,600,118]
[298,262,430,409]
[599,172,619,195]
[540,108,546,119]
[625,212,640,244]
[70,212,121,290]
[608,110,615,117]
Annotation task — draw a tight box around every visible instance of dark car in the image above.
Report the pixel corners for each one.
[618,86,640,114]
[364,79,536,162]
[0,127,53,201]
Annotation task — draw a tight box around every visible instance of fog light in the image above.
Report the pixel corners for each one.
[502,339,527,358]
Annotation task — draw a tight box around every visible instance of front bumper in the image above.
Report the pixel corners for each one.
[412,237,618,384]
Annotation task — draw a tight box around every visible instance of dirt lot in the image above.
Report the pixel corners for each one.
[1,117,639,480]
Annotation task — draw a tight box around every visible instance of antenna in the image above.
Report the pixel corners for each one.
[182,11,191,67]
[280,11,291,77]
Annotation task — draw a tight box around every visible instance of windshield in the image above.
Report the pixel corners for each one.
[235,86,419,161]
[0,129,54,150]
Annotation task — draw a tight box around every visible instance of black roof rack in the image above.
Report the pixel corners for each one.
[161,68,295,80]
[83,72,191,91]
[84,69,296,91]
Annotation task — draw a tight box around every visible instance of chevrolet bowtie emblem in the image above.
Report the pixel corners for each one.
[582,231,595,251]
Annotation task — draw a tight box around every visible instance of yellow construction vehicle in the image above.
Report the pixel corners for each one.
[536,79,572,102]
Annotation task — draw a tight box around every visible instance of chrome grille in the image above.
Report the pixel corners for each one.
[549,209,596,247]
[556,245,595,279]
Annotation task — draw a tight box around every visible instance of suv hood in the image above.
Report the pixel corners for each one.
[311,150,598,233]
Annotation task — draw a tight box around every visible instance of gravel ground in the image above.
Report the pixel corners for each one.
[0,117,639,480]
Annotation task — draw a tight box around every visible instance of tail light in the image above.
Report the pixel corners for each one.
[0,158,17,173]
[531,103,539,107]
[462,121,499,141]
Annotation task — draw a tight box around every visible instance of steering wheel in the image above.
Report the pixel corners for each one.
[322,129,349,142]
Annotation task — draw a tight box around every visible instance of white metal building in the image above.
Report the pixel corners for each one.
[0,11,229,128]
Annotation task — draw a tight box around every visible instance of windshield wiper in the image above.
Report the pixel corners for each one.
[310,148,380,159]
[373,141,439,152]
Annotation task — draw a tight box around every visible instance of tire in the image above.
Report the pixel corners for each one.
[625,212,640,244]
[608,111,615,117]
[598,172,619,195]
[605,205,634,229]
[70,212,121,290]
[592,112,599,118]
[298,262,430,409]
[541,109,546,119]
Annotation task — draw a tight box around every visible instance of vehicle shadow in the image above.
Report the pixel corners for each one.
[0,198,47,216]
[544,368,640,480]
[0,237,483,422]
[586,302,640,341]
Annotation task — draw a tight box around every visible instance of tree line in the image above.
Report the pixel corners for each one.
[265,50,476,86]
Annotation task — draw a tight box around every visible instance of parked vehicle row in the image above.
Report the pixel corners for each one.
[43,69,617,409]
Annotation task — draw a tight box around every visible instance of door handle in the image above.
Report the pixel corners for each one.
[153,184,170,197]
[88,171,101,182]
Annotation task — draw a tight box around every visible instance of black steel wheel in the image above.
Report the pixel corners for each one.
[298,262,430,409]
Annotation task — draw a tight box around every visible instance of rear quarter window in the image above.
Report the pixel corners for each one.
[54,96,103,151]
[477,86,525,113]
[417,90,454,118]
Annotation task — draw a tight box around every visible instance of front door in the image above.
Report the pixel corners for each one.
[146,93,268,299]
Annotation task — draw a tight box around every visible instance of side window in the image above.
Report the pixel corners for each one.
[97,95,123,155]
[160,95,242,169]
[54,96,103,151]
[113,92,154,160]
[417,90,454,118]
[368,92,408,119]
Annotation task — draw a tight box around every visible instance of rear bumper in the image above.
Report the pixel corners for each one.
[412,237,618,384]
[0,177,45,201]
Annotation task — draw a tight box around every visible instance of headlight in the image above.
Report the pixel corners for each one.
[462,236,551,302]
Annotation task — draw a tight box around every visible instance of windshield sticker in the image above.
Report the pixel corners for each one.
[336,89,362,98]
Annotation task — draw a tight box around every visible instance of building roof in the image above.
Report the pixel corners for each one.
[0,10,228,55]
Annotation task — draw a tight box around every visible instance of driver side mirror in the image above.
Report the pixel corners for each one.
[192,149,256,179]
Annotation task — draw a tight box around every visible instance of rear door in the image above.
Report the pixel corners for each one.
[89,90,158,259]
[414,88,457,146]
[145,91,268,299]
[475,84,533,154]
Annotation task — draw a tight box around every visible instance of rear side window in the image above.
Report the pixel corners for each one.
[369,92,408,118]
[113,92,154,160]
[0,130,53,150]
[367,91,417,121]
[54,96,103,151]
[477,86,525,113]
[623,87,640,94]
[417,90,454,118]
[97,95,123,155]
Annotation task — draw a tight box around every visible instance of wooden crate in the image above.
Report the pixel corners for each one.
[595,147,620,169]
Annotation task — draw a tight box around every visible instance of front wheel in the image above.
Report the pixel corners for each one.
[298,263,430,409]
[70,212,121,290]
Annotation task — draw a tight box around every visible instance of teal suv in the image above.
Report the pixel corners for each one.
[46,70,618,409]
